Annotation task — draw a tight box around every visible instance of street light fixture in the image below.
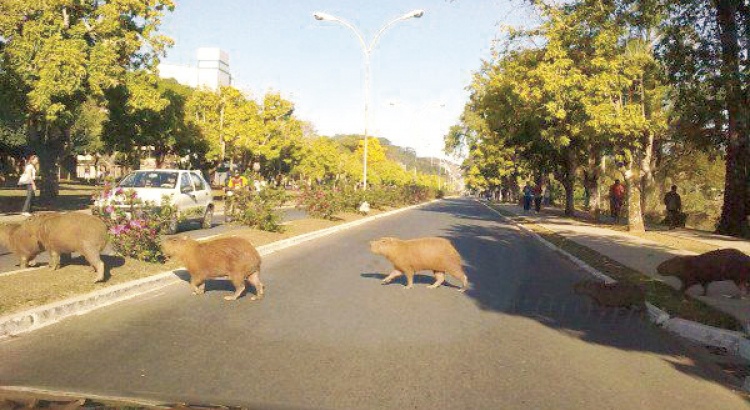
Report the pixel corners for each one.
[313,9,424,210]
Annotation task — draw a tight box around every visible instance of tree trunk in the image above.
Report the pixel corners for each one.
[583,149,603,222]
[626,154,645,233]
[715,0,749,237]
[27,122,65,200]
[639,131,656,215]
[563,148,576,216]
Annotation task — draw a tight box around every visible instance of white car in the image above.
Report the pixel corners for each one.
[96,169,214,234]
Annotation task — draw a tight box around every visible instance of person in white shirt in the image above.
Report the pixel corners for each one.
[18,154,38,216]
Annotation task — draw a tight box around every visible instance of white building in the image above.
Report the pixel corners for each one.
[158,47,232,90]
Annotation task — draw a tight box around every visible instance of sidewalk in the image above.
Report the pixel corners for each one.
[494,203,750,327]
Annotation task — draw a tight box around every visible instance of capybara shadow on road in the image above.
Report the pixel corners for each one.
[657,248,750,296]
[573,280,646,311]
[162,235,263,301]
[0,212,108,281]
[369,236,469,291]
[359,272,462,289]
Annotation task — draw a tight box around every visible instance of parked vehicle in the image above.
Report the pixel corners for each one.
[95,169,214,234]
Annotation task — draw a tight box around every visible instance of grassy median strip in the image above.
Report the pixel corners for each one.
[492,207,743,331]
[0,210,384,316]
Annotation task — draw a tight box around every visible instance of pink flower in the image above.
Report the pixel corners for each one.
[109,224,126,235]
[105,206,114,214]
[115,188,124,195]
[129,219,144,229]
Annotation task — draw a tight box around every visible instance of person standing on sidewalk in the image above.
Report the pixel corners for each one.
[609,179,625,221]
[18,154,38,216]
[664,185,682,229]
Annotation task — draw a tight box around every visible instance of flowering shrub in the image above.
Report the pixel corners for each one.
[92,184,177,262]
[296,184,343,219]
[229,186,288,232]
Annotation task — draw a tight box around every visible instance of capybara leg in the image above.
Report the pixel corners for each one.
[700,283,709,296]
[428,272,445,289]
[82,248,105,282]
[19,257,29,269]
[190,278,205,295]
[247,271,264,301]
[49,251,61,270]
[381,269,403,285]
[404,271,415,289]
[225,277,246,301]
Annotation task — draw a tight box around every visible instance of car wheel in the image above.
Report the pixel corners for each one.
[202,206,213,229]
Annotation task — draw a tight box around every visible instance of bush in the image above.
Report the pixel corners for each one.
[229,186,288,232]
[93,187,176,262]
[296,184,343,219]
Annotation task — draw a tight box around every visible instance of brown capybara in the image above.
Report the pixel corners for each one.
[23,212,108,281]
[657,248,750,296]
[370,236,469,291]
[573,280,646,310]
[0,222,43,268]
[162,235,263,301]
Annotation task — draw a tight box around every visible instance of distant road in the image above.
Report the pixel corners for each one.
[0,198,744,409]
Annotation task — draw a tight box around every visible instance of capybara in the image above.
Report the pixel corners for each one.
[0,222,43,268]
[657,248,750,296]
[573,280,646,310]
[162,235,263,301]
[24,212,108,281]
[370,236,469,291]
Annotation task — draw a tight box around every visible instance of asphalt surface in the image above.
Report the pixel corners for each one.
[0,207,307,273]
[0,199,746,409]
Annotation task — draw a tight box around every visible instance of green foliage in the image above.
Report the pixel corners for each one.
[229,186,288,232]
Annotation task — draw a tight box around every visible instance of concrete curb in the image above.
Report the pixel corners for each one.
[477,200,750,364]
[0,200,439,339]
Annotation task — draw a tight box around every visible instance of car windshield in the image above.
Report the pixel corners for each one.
[118,171,179,189]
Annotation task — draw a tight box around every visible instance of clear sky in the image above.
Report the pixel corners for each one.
[159,0,537,160]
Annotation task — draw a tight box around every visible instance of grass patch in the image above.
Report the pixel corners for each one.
[0,208,389,316]
[0,183,97,214]
[490,205,744,331]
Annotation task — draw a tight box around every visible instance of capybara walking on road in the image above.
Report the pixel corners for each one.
[657,248,750,296]
[370,236,469,291]
[0,212,108,281]
[573,280,646,311]
[162,235,263,301]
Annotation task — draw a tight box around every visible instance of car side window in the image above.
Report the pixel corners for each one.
[190,172,206,191]
[180,173,193,192]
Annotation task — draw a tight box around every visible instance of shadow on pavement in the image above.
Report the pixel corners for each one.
[423,198,745,392]
[360,272,461,289]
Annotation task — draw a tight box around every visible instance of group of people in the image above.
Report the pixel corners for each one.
[521,182,547,213]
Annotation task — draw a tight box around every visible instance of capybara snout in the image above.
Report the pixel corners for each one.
[370,236,469,291]
[163,235,264,301]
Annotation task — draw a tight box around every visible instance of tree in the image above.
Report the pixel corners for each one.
[654,0,750,236]
[0,0,174,198]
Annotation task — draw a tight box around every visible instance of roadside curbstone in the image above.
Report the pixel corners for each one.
[0,200,439,339]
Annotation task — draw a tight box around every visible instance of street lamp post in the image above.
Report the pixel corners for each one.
[314,9,424,207]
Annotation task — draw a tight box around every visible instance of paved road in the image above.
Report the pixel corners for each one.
[0,207,308,273]
[0,199,746,409]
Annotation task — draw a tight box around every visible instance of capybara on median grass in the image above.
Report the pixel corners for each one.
[25,212,109,281]
[0,212,107,281]
[162,235,263,301]
[657,248,750,296]
[370,236,469,291]
[573,280,646,311]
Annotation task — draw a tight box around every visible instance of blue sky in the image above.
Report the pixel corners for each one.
[160,0,536,159]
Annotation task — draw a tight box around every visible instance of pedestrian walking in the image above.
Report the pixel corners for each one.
[609,179,625,221]
[664,185,682,230]
[522,181,533,212]
[533,183,543,213]
[18,154,38,216]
